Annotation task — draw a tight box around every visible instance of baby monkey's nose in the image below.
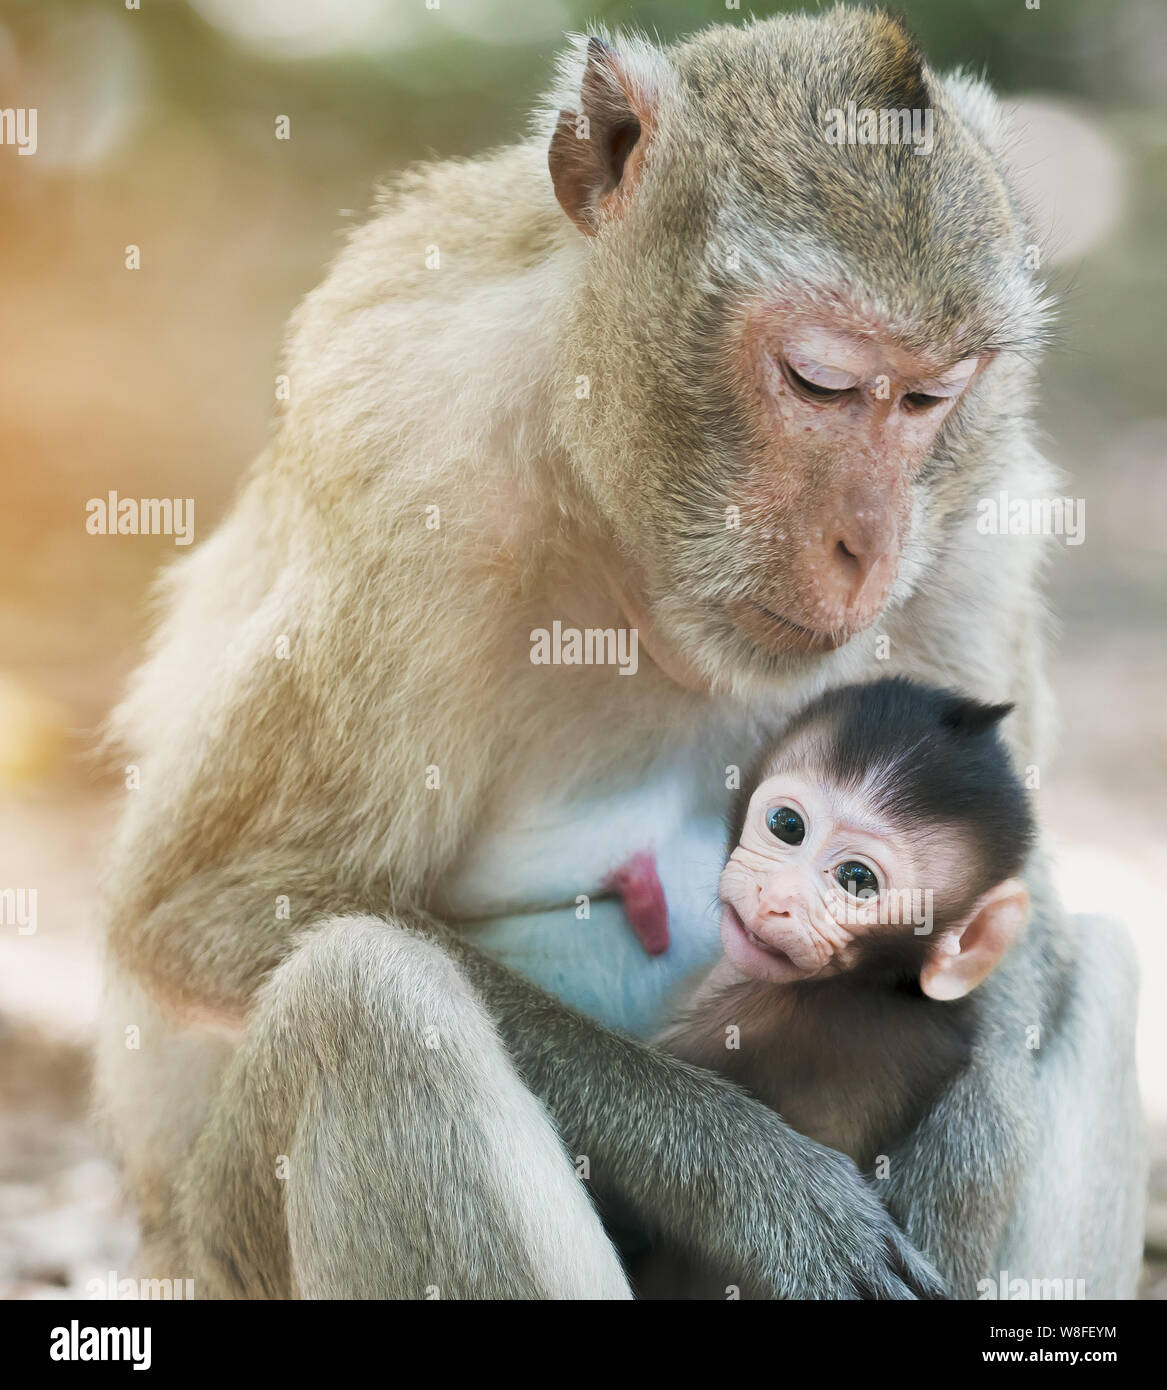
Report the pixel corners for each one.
[755,873,801,919]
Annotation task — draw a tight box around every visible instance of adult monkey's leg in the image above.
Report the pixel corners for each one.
[996,913,1147,1297]
[433,925,943,1300]
[179,916,632,1299]
[176,910,942,1300]
[878,886,1146,1300]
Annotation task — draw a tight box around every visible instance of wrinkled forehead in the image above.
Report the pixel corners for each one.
[757,726,992,911]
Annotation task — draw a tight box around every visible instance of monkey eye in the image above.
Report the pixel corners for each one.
[779,356,854,403]
[902,361,978,412]
[766,805,806,845]
[902,391,946,412]
[835,861,880,899]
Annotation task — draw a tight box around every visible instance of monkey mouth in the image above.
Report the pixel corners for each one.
[744,927,793,964]
[731,600,848,656]
[720,903,809,983]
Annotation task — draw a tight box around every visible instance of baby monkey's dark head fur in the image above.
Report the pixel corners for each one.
[732,675,1036,934]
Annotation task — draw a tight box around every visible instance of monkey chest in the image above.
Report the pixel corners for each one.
[432,757,732,1038]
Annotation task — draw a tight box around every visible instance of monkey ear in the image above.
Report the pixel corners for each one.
[548,36,658,235]
[940,696,1014,737]
[920,879,1030,1002]
[942,70,1006,156]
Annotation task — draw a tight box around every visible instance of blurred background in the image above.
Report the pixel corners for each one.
[0,0,1163,1298]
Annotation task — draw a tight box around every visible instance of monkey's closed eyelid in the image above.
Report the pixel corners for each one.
[901,391,947,412]
[783,350,861,391]
[778,358,852,403]
[914,358,981,396]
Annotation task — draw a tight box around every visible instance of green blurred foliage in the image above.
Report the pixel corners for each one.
[3,0,1164,168]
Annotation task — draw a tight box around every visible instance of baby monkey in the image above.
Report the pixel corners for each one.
[658,676,1035,1176]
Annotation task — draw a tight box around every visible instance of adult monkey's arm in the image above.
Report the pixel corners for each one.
[437,923,944,1299]
[107,837,942,1299]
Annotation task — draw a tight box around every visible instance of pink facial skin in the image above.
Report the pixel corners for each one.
[606,850,670,956]
[718,771,921,985]
[728,303,987,656]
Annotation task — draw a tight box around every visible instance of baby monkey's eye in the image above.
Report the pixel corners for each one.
[766,806,805,845]
[836,862,879,899]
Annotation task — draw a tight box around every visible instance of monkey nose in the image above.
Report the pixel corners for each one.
[756,877,799,919]
[824,503,899,612]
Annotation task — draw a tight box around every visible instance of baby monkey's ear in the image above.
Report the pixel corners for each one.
[940,696,1015,736]
[920,879,1030,1001]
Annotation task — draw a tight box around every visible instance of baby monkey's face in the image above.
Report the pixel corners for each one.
[719,770,935,986]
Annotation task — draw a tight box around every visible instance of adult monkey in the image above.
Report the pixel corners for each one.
[97,10,1146,1299]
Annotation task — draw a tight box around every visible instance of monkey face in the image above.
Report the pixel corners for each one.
[718,769,924,985]
[722,309,988,655]
[717,761,1028,1000]
[562,286,997,695]
[547,17,1047,693]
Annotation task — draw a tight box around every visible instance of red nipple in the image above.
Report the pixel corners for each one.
[604,850,670,956]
